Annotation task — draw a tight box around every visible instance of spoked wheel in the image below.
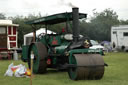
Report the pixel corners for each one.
[68,54,104,80]
[28,42,48,74]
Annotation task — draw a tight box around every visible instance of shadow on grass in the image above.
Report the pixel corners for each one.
[42,69,67,75]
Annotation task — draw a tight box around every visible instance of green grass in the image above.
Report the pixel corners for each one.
[0,52,128,85]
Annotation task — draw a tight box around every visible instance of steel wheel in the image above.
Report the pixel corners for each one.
[28,42,48,73]
[68,54,104,80]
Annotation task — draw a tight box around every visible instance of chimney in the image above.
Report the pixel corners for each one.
[72,7,79,42]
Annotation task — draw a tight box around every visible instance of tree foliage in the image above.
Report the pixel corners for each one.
[0,13,6,19]
[90,9,120,41]
[79,8,119,41]
[119,20,128,25]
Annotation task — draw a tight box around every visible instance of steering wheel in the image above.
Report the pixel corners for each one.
[37,33,45,39]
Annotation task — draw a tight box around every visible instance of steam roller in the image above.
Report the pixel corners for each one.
[21,7,106,80]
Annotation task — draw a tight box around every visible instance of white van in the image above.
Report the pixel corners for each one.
[111,25,128,51]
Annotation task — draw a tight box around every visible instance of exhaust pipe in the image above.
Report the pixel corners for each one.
[72,7,79,42]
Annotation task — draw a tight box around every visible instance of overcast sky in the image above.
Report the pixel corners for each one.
[0,0,127,20]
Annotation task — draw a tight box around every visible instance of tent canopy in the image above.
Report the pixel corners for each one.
[24,28,55,37]
[24,28,55,45]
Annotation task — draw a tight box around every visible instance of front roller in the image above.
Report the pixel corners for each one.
[68,54,104,80]
[28,42,48,74]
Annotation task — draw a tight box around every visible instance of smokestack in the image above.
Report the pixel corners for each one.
[72,7,79,42]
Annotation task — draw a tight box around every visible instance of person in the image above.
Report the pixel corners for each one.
[112,42,117,52]
[113,42,116,48]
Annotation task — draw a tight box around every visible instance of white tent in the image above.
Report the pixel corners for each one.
[24,28,55,45]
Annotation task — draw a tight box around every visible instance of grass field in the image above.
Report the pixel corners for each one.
[0,52,128,85]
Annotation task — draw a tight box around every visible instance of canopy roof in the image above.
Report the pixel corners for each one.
[26,12,87,25]
[0,24,19,26]
[0,20,19,26]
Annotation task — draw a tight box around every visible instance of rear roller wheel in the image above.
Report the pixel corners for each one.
[28,42,48,74]
[68,54,104,80]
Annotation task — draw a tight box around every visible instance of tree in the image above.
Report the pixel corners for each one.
[0,13,6,19]
[119,20,128,25]
[9,13,42,47]
[89,8,119,41]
